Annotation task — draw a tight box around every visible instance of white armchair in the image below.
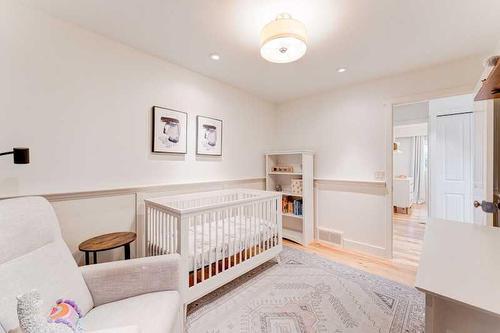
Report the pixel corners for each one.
[0,197,184,333]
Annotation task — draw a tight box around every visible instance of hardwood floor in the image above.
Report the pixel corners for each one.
[284,204,427,287]
[393,203,427,268]
[284,240,419,287]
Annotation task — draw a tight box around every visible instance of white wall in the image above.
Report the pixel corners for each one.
[0,0,490,261]
[393,137,413,177]
[393,101,429,125]
[0,0,276,198]
[393,122,428,204]
[0,1,275,263]
[394,123,428,138]
[275,56,485,256]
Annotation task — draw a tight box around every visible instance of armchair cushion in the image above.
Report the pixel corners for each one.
[81,291,181,333]
[80,254,181,307]
[0,197,93,332]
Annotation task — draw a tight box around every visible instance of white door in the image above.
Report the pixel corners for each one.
[430,112,473,223]
[472,100,494,226]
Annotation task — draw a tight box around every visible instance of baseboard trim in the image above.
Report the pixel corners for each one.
[343,238,388,258]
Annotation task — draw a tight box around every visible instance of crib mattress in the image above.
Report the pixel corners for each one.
[150,216,277,271]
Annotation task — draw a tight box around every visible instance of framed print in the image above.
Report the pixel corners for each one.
[152,106,187,154]
[196,116,222,156]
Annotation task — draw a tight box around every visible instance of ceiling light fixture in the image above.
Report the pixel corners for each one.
[260,13,307,64]
[210,53,220,61]
[337,67,347,73]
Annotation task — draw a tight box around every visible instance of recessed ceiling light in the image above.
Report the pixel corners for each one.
[210,53,220,61]
[337,67,347,73]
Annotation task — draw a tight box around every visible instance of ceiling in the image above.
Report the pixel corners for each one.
[23,0,500,103]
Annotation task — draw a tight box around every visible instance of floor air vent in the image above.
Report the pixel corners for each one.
[318,227,343,246]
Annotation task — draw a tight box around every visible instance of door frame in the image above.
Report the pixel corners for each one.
[383,85,473,259]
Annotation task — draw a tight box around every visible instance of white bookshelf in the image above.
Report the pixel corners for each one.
[265,151,314,246]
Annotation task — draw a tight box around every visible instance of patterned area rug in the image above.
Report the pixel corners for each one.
[187,246,424,333]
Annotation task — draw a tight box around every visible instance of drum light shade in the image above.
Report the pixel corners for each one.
[260,13,307,64]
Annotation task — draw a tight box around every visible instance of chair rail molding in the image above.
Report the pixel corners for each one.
[0,177,266,202]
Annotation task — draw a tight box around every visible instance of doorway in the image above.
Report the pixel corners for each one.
[391,93,483,268]
[392,101,429,268]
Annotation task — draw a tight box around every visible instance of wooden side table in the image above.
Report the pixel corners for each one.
[79,232,136,265]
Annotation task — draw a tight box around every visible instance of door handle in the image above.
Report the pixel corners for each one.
[474,200,498,213]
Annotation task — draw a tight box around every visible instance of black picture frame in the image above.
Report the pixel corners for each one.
[152,106,188,154]
[196,115,223,156]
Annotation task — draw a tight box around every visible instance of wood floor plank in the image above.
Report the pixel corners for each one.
[285,204,426,287]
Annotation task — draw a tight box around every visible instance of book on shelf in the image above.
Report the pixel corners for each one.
[282,196,302,216]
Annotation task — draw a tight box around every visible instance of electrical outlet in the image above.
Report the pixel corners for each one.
[374,171,385,180]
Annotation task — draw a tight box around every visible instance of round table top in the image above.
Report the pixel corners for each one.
[79,232,136,252]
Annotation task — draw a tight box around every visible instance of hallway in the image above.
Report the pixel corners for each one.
[393,204,427,268]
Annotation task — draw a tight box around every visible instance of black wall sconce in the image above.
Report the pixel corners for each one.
[0,148,30,164]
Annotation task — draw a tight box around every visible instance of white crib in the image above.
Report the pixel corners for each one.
[143,189,282,304]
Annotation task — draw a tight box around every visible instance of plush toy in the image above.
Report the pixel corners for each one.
[48,298,82,332]
[16,290,81,333]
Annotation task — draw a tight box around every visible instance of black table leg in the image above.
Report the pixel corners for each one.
[124,243,131,260]
[92,251,97,264]
[85,252,89,266]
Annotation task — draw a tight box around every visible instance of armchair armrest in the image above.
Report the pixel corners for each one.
[80,254,181,307]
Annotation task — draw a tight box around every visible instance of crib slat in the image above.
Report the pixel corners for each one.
[168,213,172,254]
[253,202,257,256]
[208,211,213,278]
[161,210,164,254]
[161,212,168,254]
[166,214,170,254]
[156,209,160,256]
[243,205,247,261]
[169,213,172,254]
[266,200,271,250]
[153,209,157,256]
[168,214,171,254]
[265,200,269,250]
[193,216,197,286]
[171,214,175,254]
[215,210,219,275]
[261,201,264,252]
[232,207,236,267]
[146,206,150,256]
[238,206,243,263]
[232,208,236,268]
[256,202,260,255]
[273,199,277,247]
[174,216,177,254]
[162,212,166,254]
[247,205,251,258]
[201,213,205,282]
[223,208,227,272]
[150,207,153,256]
[157,209,161,256]
[263,201,267,251]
